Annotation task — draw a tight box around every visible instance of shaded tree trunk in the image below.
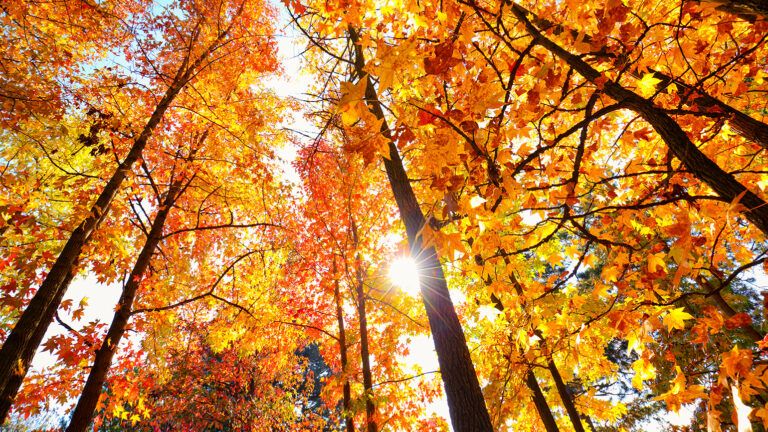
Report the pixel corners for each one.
[0,30,227,422]
[546,360,586,432]
[66,181,181,432]
[526,370,560,431]
[348,27,493,432]
[0,270,75,419]
[505,272,580,431]
[512,2,768,150]
[355,261,376,432]
[333,264,355,432]
[0,86,181,423]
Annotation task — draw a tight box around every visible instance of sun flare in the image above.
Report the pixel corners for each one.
[388,257,421,296]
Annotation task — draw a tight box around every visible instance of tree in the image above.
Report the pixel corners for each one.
[0,0,281,422]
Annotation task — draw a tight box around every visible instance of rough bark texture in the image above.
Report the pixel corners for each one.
[348,27,493,432]
[0,87,180,423]
[334,273,355,432]
[526,370,560,432]
[0,30,228,422]
[66,182,180,432]
[355,264,376,432]
[511,4,768,237]
[0,271,75,419]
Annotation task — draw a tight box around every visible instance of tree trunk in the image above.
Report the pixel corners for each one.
[546,360,586,432]
[0,28,227,422]
[510,4,768,237]
[355,262,376,432]
[526,370,560,432]
[506,272,580,431]
[0,270,75,419]
[0,85,183,424]
[704,0,768,21]
[348,27,493,432]
[66,182,180,432]
[334,264,355,432]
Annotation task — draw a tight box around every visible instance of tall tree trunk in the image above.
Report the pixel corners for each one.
[0,85,182,423]
[546,360,586,432]
[334,263,355,432]
[0,30,226,422]
[347,27,493,432]
[525,370,560,432]
[66,181,181,432]
[355,262,376,432]
[506,271,579,431]
[0,270,75,418]
[509,4,768,237]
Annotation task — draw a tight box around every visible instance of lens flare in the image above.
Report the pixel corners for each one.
[388,256,421,296]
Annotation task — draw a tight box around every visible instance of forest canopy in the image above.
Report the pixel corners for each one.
[1,0,768,431]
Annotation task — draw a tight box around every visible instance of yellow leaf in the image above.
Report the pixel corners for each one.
[631,357,656,390]
[722,346,753,378]
[636,73,662,98]
[647,252,667,273]
[663,307,693,331]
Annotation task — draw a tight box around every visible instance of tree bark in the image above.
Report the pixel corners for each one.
[546,360,586,432]
[66,181,181,432]
[347,27,493,432]
[355,262,376,432]
[526,370,560,432]
[0,85,182,424]
[0,270,75,419]
[506,272,581,431]
[704,0,768,21]
[333,264,355,432]
[510,4,768,237]
[0,28,227,423]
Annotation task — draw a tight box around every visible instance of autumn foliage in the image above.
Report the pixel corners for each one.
[2,0,768,431]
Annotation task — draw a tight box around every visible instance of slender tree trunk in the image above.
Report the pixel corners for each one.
[66,181,180,432]
[347,27,493,432]
[505,272,579,431]
[526,370,560,432]
[0,29,227,422]
[510,4,768,237]
[0,270,75,418]
[354,262,376,432]
[333,264,355,432]
[546,360,586,432]
[0,85,182,423]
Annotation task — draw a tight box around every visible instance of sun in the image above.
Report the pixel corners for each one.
[388,256,421,297]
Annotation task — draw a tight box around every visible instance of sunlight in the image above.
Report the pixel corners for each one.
[389,256,421,296]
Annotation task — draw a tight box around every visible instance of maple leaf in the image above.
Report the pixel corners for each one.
[636,73,662,98]
[424,42,461,75]
[721,347,752,379]
[663,307,693,331]
[647,252,667,274]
